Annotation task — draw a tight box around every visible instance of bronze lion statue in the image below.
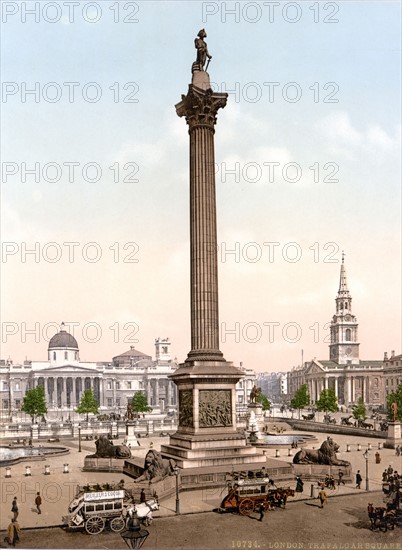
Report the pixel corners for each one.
[293,436,350,466]
[87,435,131,459]
[134,450,176,483]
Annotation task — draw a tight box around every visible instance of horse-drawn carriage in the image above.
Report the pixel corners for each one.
[340,415,354,426]
[367,504,397,532]
[302,413,315,421]
[219,475,295,516]
[62,486,159,535]
[323,414,336,425]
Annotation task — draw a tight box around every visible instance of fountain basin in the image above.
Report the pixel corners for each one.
[0,446,69,466]
[256,434,316,447]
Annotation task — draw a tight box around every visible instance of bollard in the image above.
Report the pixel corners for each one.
[346,444,351,452]
[275,449,280,457]
[25,465,31,477]
[288,448,292,457]
[357,443,361,451]
[44,464,50,475]
[63,463,69,474]
[310,483,315,498]
[5,467,11,478]
[378,442,382,450]
[368,443,372,450]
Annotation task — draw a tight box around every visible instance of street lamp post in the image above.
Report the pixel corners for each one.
[121,510,149,549]
[174,466,180,514]
[363,449,369,491]
[78,423,82,453]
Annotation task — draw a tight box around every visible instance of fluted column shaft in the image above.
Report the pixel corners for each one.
[176,85,228,362]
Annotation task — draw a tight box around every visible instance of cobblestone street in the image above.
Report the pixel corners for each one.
[6,492,401,550]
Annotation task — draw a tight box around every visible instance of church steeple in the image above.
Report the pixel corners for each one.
[336,252,352,315]
[329,254,360,364]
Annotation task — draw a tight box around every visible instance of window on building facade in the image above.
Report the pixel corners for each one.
[345,329,351,341]
[3,400,9,409]
[15,382,20,391]
[107,381,112,390]
[127,382,132,389]
[53,352,56,360]
[116,382,120,390]
[3,382,9,391]
[116,398,120,406]
[15,399,21,409]
[65,352,68,360]
[107,398,113,407]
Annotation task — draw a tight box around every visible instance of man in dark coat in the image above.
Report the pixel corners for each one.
[355,470,362,489]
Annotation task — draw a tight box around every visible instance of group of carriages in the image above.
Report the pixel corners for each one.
[368,467,401,532]
[219,472,295,516]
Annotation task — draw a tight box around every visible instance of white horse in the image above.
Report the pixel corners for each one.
[126,499,159,526]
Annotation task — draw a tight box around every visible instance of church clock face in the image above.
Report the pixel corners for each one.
[331,348,336,358]
[345,315,351,322]
[346,347,352,355]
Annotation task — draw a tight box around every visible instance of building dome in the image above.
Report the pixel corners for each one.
[48,324,79,350]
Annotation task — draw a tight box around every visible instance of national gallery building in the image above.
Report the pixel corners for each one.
[288,259,386,407]
[0,326,179,418]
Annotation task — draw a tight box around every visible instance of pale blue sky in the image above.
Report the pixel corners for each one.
[1,1,401,370]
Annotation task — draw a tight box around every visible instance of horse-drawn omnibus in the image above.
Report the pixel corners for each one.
[219,475,295,516]
[62,487,159,535]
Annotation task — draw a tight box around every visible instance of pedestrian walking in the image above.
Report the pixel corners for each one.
[395,445,400,457]
[11,497,18,521]
[257,503,265,521]
[296,476,304,493]
[140,489,146,503]
[6,519,20,547]
[35,492,42,514]
[355,470,362,489]
[338,470,345,485]
[318,488,327,508]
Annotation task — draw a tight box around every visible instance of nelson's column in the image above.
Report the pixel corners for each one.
[162,31,264,472]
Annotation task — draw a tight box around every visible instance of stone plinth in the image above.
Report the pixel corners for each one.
[123,422,140,448]
[83,457,125,472]
[384,422,402,449]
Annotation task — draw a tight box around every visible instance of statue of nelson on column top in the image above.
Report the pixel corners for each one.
[193,29,212,72]
[191,29,213,89]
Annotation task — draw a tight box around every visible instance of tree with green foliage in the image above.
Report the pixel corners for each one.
[76,388,99,421]
[352,397,367,421]
[21,385,47,423]
[387,383,402,421]
[291,384,310,419]
[131,391,152,415]
[257,393,271,411]
[316,388,338,413]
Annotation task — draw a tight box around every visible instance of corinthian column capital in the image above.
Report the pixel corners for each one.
[176,85,228,130]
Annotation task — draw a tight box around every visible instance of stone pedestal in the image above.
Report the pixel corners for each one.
[123,422,140,448]
[161,362,265,469]
[385,421,402,449]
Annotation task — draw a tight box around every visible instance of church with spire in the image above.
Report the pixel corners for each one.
[301,255,384,406]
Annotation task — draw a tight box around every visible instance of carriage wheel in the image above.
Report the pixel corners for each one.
[85,516,105,535]
[239,498,254,516]
[110,517,126,532]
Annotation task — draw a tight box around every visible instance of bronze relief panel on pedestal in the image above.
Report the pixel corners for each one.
[179,390,194,427]
[199,389,232,427]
